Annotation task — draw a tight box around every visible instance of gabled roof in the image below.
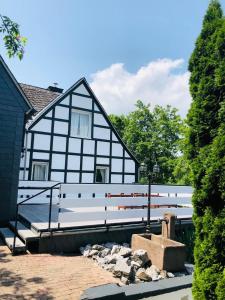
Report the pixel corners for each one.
[0,55,33,113]
[20,83,60,113]
[28,78,85,127]
[27,77,139,164]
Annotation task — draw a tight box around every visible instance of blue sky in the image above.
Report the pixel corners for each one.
[1,0,225,116]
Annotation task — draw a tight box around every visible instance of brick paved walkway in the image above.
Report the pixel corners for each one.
[0,240,119,300]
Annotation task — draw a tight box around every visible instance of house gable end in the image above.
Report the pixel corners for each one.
[22,78,138,184]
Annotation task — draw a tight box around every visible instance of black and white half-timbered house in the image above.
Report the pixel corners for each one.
[19,78,139,184]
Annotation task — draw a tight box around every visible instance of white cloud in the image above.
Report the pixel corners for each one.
[90,59,191,117]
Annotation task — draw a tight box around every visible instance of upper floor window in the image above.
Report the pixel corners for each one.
[71,109,91,138]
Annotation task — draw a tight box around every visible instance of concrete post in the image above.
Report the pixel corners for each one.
[161,212,176,240]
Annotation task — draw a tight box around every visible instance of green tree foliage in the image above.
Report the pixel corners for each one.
[0,15,27,59]
[186,1,225,298]
[109,114,128,138]
[172,155,193,185]
[110,100,189,184]
[187,0,223,157]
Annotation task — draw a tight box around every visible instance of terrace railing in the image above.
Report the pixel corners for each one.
[57,184,193,229]
[15,182,193,252]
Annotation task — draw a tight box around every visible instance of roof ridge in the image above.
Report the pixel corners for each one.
[19,82,62,93]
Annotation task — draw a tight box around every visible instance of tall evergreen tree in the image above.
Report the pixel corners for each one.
[187,1,225,298]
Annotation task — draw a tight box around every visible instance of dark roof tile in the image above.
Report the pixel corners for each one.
[20,83,61,113]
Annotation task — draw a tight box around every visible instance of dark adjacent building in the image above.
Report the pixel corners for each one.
[0,56,33,224]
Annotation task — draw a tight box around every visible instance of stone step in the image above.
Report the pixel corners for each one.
[9,221,39,242]
[0,227,26,253]
[18,212,42,235]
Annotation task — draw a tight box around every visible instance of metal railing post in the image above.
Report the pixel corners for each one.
[146,174,151,233]
[48,187,53,230]
[12,204,19,254]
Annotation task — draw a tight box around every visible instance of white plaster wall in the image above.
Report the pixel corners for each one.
[124,175,135,183]
[19,170,23,180]
[125,151,130,158]
[112,143,123,157]
[112,133,118,142]
[75,84,90,96]
[45,110,52,117]
[97,141,110,156]
[82,172,94,183]
[94,113,108,126]
[125,159,135,173]
[94,127,110,140]
[94,103,100,111]
[96,157,109,165]
[111,158,123,172]
[20,151,30,168]
[82,156,94,171]
[19,170,28,180]
[69,138,81,153]
[61,96,70,105]
[54,121,68,135]
[72,95,92,109]
[32,119,52,133]
[33,134,51,150]
[20,156,24,168]
[83,139,95,155]
[111,174,122,183]
[27,133,32,148]
[51,154,65,169]
[53,136,66,152]
[67,155,80,170]
[55,106,69,120]
[51,171,64,182]
[33,152,49,160]
[67,172,79,183]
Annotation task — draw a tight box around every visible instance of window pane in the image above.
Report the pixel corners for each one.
[100,169,106,182]
[80,114,89,137]
[95,168,106,183]
[71,112,80,136]
[96,169,103,183]
[71,111,90,138]
[33,164,47,180]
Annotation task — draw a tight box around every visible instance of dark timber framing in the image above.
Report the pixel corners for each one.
[22,78,139,183]
[64,94,72,183]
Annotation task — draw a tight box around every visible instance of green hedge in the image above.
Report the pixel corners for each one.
[187,1,225,299]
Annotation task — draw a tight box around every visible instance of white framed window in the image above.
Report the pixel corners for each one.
[95,166,109,183]
[71,109,91,138]
[32,161,48,181]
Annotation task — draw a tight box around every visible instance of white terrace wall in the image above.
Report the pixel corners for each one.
[19,80,137,184]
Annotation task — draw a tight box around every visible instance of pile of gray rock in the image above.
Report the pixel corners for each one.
[80,242,190,285]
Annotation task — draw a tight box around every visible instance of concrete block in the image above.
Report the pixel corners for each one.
[131,233,186,271]
[80,283,125,300]
[80,275,193,300]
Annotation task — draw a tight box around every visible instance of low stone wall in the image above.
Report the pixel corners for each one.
[32,220,193,254]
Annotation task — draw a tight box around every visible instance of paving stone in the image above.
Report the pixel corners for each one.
[0,241,119,300]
